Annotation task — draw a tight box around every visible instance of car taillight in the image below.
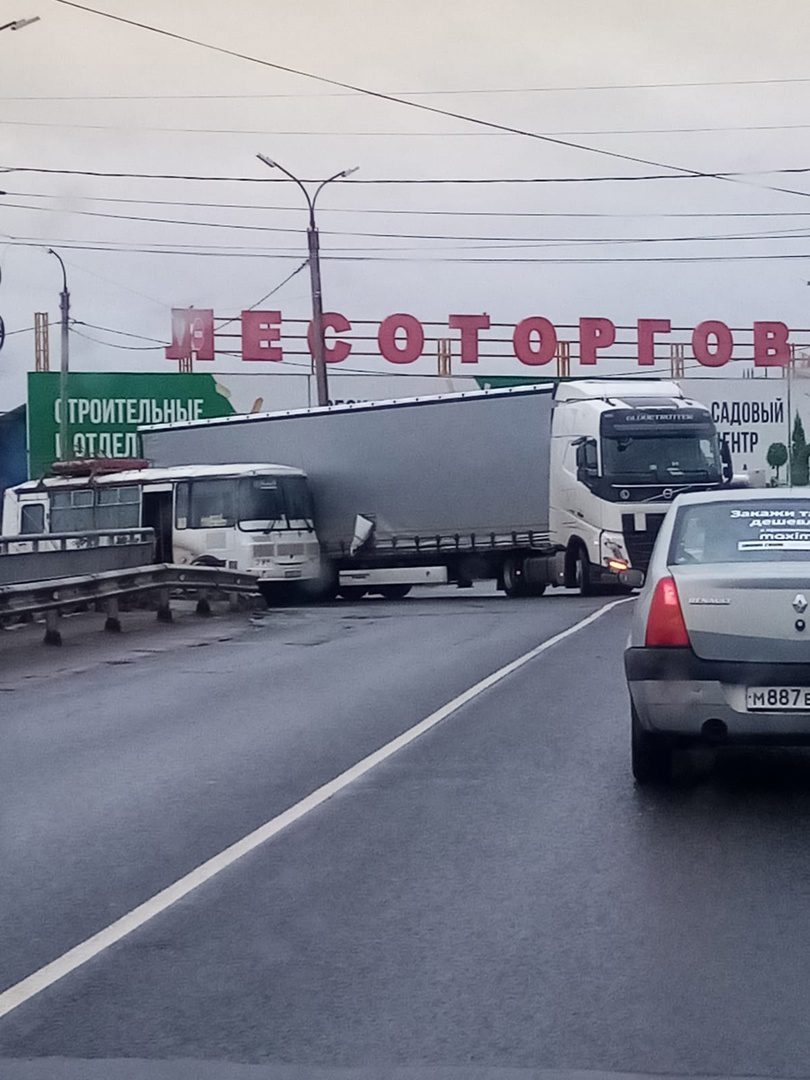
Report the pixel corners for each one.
[645,576,690,647]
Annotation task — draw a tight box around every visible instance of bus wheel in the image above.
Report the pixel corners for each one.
[378,584,412,600]
[259,582,297,606]
[338,586,367,600]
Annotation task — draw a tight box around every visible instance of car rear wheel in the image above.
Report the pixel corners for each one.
[631,704,673,784]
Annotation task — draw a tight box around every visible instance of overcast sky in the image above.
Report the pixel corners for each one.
[3,0,810,406]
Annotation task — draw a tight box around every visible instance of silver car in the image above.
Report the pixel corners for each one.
[624,488,810,783]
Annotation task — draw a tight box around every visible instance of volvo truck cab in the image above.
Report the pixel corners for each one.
[549,380,730,593]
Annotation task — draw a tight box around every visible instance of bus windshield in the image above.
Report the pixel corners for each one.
[238,475,314,531]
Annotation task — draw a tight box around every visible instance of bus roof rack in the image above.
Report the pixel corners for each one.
[48,458,149,478]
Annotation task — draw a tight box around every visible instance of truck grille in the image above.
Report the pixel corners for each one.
[621,513,666,572]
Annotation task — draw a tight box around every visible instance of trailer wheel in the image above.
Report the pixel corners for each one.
[378,585,412,600]
[502,556,528,598]
[574,546,595,597]
[338,586,368,600]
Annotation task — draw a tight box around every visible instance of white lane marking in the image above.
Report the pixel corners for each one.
[0,596,631,1021]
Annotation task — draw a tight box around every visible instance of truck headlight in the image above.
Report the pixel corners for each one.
[600,531,629,572]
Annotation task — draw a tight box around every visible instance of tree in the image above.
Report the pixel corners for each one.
[767,441,788,482]
[792,413,809,486]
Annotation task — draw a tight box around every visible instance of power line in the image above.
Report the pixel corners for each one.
[8,190,810,220]
[7,74,810,100]
[48,0,810,205]
[7,198,810,243]
[6,236,810,263]
[5,164,810,184]
[6,118,810,136]
[215,259,309,329]
[70,326,164,350]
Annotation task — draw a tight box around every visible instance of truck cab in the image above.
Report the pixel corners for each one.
[549,380,728,593]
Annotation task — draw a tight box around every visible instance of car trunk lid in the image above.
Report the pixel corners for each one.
[670,563,810,663]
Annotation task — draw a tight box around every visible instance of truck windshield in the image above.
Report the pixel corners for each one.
[601,431,721,483]
[237,475,314,531]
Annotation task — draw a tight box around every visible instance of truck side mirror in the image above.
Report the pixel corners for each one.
[720,440,733,484]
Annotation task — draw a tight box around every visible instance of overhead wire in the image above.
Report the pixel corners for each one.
[7,190,810,220]
[8,73,810,99]
[6,118,810,136]
[7,198,810,244]
[48,0,810,204]
[6,164,810,184]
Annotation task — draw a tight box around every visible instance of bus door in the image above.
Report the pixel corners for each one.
[141,484,174,563]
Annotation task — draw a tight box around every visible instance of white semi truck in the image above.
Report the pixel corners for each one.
[139,379,731,600]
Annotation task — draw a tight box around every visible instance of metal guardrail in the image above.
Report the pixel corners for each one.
[0,563,260,645]
[0,529,156,586]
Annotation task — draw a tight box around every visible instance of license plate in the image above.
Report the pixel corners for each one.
[283,569,302,579]
[747,686,810,711]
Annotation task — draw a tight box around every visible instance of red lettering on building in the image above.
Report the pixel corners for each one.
[242,310,283,362]
[512,317,557,366]
[579,317,616,366]
[308,312,352,363]
[753,320,790,367]
[637,319,672,366]
[448,313,490,363]
[165,308,214,361]
[692,320,733,367]
[378,313,424,364]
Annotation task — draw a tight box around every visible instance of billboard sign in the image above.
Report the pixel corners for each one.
[27,372,235,476]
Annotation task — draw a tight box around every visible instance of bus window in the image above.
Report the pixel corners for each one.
[188,479,236,529]
[238,476,284,531]
[175,482,189,530]
[50,489,94,532]
[19,503,45,534]
[281,475,315,523]
[96,485,140,529]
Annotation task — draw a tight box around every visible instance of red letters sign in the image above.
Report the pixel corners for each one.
[166,309,795,370]
[165,308,214,361]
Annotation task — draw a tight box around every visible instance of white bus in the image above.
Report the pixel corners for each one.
[1,461,322,597]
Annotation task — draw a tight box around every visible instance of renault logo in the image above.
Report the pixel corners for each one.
[793,594,808,614]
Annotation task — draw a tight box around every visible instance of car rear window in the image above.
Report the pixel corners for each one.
[669,500,810,564]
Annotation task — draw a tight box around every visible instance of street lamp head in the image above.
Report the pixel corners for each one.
[339,166,360,179]
[256,153,278,169]
[9,16,40,29]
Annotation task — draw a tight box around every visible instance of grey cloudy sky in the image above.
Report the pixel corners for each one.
[2,0,810,405]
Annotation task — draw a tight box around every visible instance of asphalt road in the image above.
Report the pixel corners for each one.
[4,586,810,1079]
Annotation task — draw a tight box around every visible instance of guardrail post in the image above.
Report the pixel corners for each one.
[104,597,122,633]
[156,587,173,623]
[43,609,62,646]
[195,590,212,617]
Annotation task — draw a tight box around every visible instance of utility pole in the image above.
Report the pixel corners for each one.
[256,154,358,407]
[48,249,71,461]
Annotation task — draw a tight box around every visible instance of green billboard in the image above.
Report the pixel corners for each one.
[27,372,236,477]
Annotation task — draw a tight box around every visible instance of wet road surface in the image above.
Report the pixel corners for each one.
[4,587,810,1079]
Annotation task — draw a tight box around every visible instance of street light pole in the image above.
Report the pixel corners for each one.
[48,249,71,461]
[256,155,358,407]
